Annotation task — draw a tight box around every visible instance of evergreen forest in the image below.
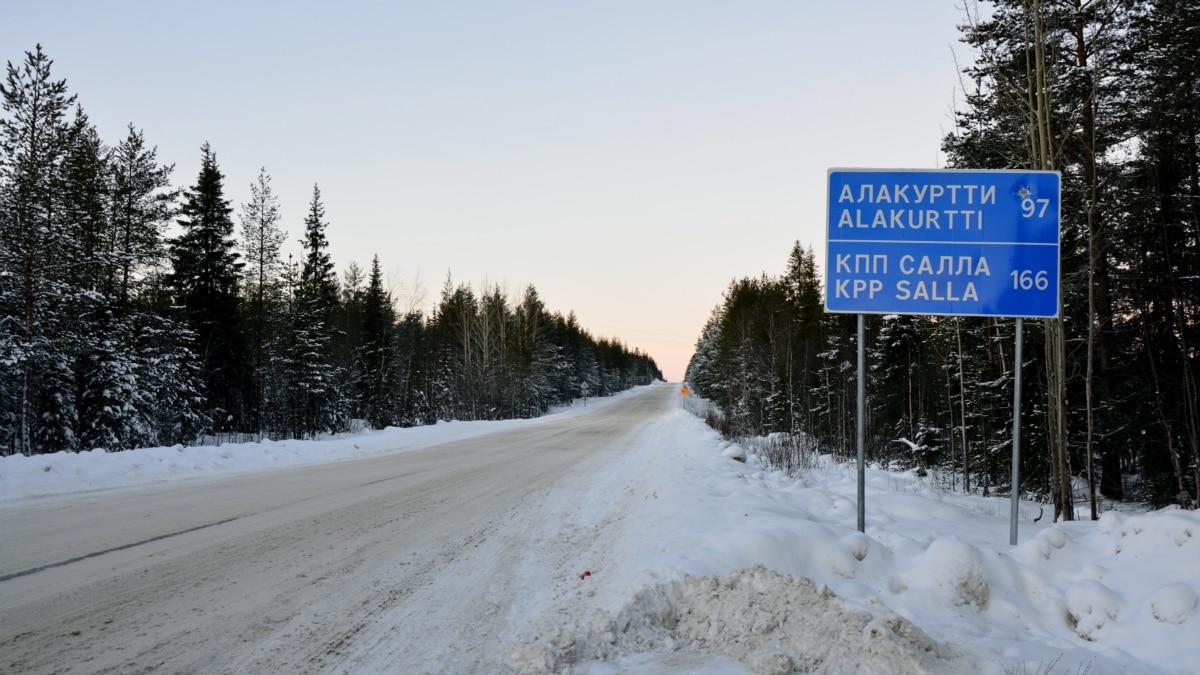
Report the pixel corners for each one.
[0,46,661,457]
[686,0,1199,515]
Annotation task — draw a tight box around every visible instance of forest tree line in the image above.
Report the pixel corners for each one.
[0,46,661,456]
[686,0,1199,513]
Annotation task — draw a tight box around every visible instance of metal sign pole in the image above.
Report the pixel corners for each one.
[824,169,1059,544]
[1010,317,1024,545]
[857,313,866,533]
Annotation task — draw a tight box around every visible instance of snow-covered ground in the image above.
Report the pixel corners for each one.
[2,385,1197,674]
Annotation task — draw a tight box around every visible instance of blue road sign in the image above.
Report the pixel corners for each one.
[825,169,1060,318]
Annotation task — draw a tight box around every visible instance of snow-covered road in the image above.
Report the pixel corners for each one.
[3,383,1197,674]
[0,386,671,673]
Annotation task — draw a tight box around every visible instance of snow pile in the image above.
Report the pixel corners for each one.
[511,565,972,674]
[897,538,990,609]
[529,403,1200,674]
[1147,583,1196,625]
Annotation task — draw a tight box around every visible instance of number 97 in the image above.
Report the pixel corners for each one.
[1022,197,1051,218]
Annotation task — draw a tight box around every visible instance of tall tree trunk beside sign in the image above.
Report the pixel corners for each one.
[1068,0,1127,518]
[1028,0,1074,521]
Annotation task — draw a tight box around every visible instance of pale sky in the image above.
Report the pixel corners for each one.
[3,1,969,381]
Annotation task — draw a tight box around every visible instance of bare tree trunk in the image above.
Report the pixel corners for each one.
[1185,120,1200,507]
[1145,322,1195,510]
[934,328,959,491]
[1029,0,1074,521]
[21,247,34,456]
[956,318,970,493]
[1179,336,1199,509]
[1074,0,1101,521]
[787,334,795,435]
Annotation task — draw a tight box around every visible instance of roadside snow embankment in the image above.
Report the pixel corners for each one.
[514,565,968,674]
[0,397,615,504]
[509,402,1199,674]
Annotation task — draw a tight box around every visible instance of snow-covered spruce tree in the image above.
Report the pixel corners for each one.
[71,118,193,452]
[510,284,555,418]
[336,261,365,424]
[168,143,245,434]
[0,45,78,454]
[59,106,109,296]
[684,243,827,451]
[298,184,338,322]
[782,241,824,438]
[555,310,600,406]
[59,107,173,453]
[685,306,726,405]
[75,310,138,450]
[285,184,342,437]
[359,255,397,429]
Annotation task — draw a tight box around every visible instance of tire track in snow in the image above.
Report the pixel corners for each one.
[0,515,243,584]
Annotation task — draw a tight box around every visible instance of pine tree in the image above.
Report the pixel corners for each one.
[299,184,339,322]
[512,285,552,417]
[287,184,341,436]
[335,261,366,425]
[168,143,245,432]
[948,1,1081,518]
[686,307,726,404]
[53,106,117,452]
[59,106,109,294]
[76,309,140,450]
[432,277,478,420]
[477,284,511,418]
[108,124,175,307]
[944,0,1200,512]
[360,255,396,428]
[783,242,823,436]
[393,309,429,426]
[238,167,285,434]
[0,45,78,454]
[135,311,207,445]
[1115,0,1200,508]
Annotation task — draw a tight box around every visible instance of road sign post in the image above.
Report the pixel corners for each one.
[825,169,1060,541]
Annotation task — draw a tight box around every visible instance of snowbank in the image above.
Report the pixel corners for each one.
[512,403,1200,674]
[510,565,973,674]
[0,395,619,503]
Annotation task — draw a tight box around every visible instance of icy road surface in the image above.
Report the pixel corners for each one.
[1,388,682,673]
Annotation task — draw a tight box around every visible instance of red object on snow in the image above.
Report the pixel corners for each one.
[579,570,592,580]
